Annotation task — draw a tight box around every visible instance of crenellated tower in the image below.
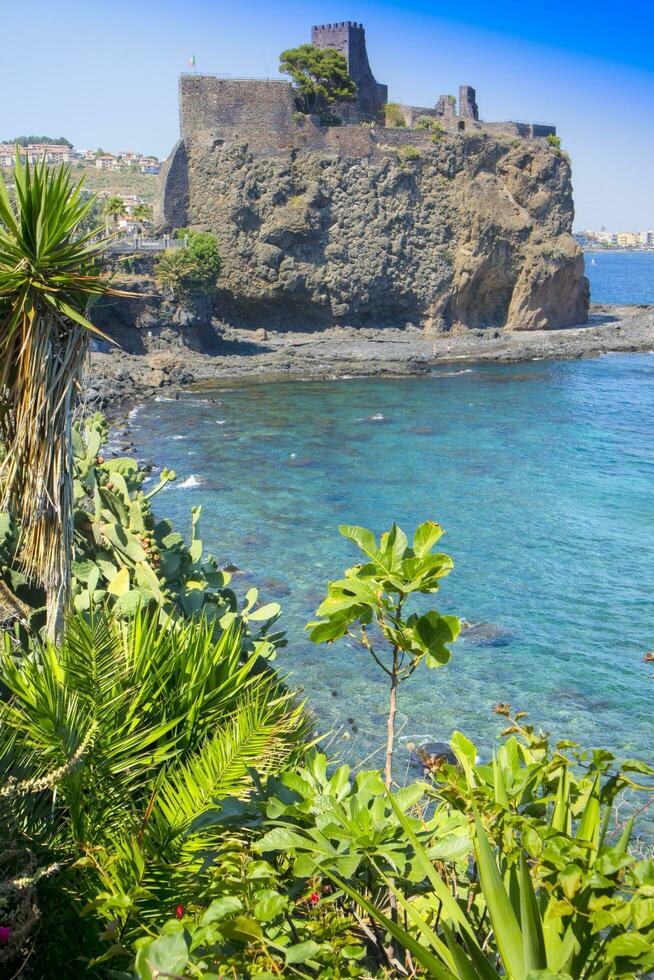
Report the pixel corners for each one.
[311,21,387,120]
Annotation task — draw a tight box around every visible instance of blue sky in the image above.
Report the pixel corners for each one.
[4,0,653,228]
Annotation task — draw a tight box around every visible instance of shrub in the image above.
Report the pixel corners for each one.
[331,710,654,979]
[547,133,562,154]
[155,231,221,297]
[185,230,221,287]
[308,523,459,787]
[414,115,434,130]
[431,121,445,142]
[383,102,407,128]
[396,144,421,164]
[318,112,342,126]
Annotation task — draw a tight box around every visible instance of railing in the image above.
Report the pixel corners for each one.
[108,237,184,254]
[180,72,287,81]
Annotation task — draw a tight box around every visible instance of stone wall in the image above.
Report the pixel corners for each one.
[179,76,296,154]
[459,85,479,120]
[154,138,189,228]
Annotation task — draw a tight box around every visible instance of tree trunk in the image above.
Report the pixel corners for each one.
[46,581,65,643]
[385,669,397,789]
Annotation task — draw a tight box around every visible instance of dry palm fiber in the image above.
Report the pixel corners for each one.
[0,154,123,635]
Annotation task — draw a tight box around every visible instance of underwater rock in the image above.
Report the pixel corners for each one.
[460,621,514,647]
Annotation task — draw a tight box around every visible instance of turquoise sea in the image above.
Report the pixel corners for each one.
[129,352,653,773]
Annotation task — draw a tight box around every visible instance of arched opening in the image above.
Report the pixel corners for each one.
[458,120,465,132]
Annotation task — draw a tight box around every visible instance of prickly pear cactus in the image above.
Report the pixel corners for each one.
[1,414,281,657]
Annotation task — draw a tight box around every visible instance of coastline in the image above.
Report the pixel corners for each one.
[88,302,654,408]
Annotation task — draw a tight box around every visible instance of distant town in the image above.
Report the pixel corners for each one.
[574,229,654,249]
[0,139,162,174]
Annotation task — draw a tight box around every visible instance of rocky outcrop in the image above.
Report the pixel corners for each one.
[176,133,588,332]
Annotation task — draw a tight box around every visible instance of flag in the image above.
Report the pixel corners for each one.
[188,54,196,68]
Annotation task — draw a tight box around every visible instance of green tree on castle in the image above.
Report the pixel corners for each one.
[279,44,356,114]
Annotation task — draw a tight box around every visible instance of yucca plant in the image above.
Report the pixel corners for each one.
[0,155,120,639]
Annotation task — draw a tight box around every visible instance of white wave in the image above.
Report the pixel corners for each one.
[356,412,387,422]
[153,396,177,403]
[178,475,201,489]
[431,368,474,377]
[216,419,226,425]
[172,435,186,440]
[128,405,143,419]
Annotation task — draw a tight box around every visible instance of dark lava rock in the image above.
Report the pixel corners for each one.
[460,621,515,648]
[412,741,458,770]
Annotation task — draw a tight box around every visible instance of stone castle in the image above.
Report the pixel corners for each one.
[159,21,557,228]
[156,22,588,334]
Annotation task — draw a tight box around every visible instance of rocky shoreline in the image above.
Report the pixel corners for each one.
[87,302,654,409]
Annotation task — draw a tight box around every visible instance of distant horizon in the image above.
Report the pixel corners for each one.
[4,0,653,228]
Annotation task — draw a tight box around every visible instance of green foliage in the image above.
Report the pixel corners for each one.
[131,202,152,225]
[431,122,445,142]
[185,230,221,286]
[279,44,357,113]
[255,753,434,881]
[308,522,459,786]
[384,102,407,127]
[326,712,654,979]
[0,414,281,654]
[397,144,422,164]
[6,135,72,147]
[155,247,195,297]
[155,231,221,297]
[0,607,309,969]
[103,194,126,226]
[547,133,562,154]
[133,852,367,978]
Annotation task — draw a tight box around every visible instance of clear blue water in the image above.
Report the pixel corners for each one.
[586,249,654,305]
[128,354,653,773]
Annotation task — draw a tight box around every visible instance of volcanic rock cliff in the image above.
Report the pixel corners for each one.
[174,131,588,332]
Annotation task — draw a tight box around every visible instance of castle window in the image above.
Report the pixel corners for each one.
[458,120,465,131]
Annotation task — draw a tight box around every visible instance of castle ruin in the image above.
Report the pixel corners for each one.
[158,20,558,233]
[311,21,387,121]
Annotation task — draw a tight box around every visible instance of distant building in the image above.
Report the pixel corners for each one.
[95,154,119,170]
[639,230,654,247]
[0,144,17,166]
[24,144,71,164]
[616,232,640,248]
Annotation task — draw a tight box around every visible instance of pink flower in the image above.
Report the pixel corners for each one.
[175,905,184,919]
[309,892,320,905]
[0,927,12,944]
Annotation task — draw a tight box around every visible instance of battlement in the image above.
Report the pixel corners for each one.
[161,19,558,229]
[311,21,364,29]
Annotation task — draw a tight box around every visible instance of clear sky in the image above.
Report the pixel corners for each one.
[4,0,653,229]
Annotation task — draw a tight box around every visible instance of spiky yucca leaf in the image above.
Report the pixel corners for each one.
[0,154,122,638]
